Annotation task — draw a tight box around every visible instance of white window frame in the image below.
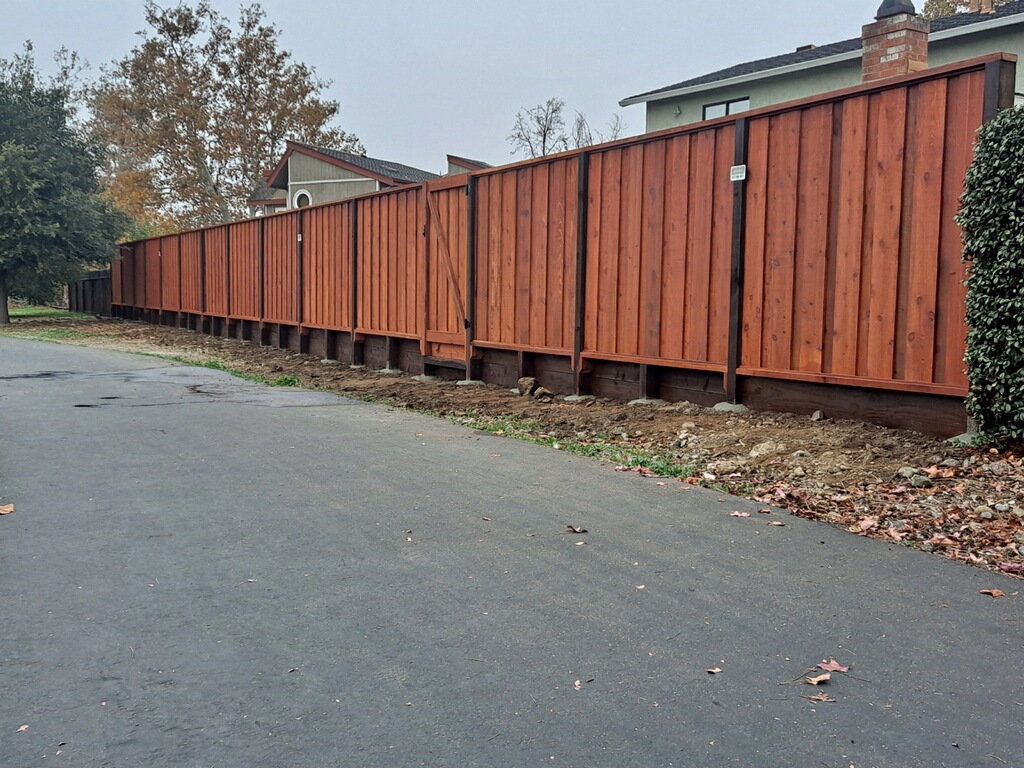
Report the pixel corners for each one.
[292,188,313,208]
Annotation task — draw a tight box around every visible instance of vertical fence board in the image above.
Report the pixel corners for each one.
[661,135,692,361]
[791,105,834,373]
[161,236,181,312]
[263,214,299,324]
[900,79,947,383]
[640,140,666,359]
[204,226,229,316]
[934,70,983,389]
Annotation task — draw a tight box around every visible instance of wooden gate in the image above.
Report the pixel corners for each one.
[423,176,470,367]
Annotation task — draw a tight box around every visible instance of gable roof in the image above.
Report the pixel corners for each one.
[621,1,1024,106]
[446,154,492,171]
[247,178,286,206]
[267,141,439,190]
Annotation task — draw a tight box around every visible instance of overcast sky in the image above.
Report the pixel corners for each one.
[2,1,874,175]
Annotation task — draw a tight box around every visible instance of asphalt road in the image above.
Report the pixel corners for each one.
[1,337,1021,768]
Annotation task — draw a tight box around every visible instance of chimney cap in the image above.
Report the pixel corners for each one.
[876,0,917,18]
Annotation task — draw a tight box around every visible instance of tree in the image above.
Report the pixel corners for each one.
[508,98,627,158]
[91,1,362,229]
[0,45,129,324]
[920,0,1009,19]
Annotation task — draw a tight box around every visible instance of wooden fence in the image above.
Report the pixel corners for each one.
[109,54,1018,436]
[68,270,111,316]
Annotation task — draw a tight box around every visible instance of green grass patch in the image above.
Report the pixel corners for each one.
[0,327,92,341]
[8,305,91,319]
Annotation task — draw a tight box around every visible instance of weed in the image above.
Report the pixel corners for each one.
[270,374,300,387]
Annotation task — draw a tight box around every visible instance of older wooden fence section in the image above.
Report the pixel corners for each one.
[109,54,1017,436]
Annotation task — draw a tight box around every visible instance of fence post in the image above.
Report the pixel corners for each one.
[726,117,750,403]
[350,202,362,365]
[465,176,477,378]
[225,226,232,321]
[199,228,207,319]
[296,209,305,334]
[983,57,1016,120]
[573,151,591,395]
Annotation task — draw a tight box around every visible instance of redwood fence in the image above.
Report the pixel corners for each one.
[107,54,1018,436]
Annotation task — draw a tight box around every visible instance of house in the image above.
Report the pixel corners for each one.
[620,0,1024,132]
[248,141,439,216]
[445,154,492,176]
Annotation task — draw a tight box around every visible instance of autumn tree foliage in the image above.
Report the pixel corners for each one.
[91,1,362,229]
[921,0,1010,19]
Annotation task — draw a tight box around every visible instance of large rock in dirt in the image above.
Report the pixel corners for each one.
[517,376,537,396]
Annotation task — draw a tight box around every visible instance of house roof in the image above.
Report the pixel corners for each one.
[621,1,1024,106]
[447,154,492,170]
[266,141,439,190]
[247,178,286,206]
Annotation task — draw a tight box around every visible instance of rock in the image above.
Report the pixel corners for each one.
[983,461,1012,477]
[712,402,748,414]
[680,422,696,430]
[791,449,812,459]
[456,379,486,387]
[911,475,933,488]
[517,376,537,396]
[749,441,784,459]
[380,367,402,375]
[946,432,977,446]
[533,386,553,400]
[790,466,806,478]
[995,503,1011,513]
[564,394,595,403]
[810,410,825,421]
[412,374,437,382]
[1012,507,1024,519]
[975,505,995,519]
[940,458,960,468]
[629,398,666,406]
[897,467,918,479]
[510,388,521,395]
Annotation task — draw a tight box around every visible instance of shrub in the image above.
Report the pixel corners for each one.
[957,106,1024,444]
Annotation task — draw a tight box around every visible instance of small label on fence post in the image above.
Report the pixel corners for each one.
[730,164,747,182]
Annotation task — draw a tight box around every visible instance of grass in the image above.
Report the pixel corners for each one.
[192,359,300,387]
[448,412,695,479]
[8,305,91,319]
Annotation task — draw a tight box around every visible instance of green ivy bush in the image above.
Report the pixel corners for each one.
[957,106,1024,445]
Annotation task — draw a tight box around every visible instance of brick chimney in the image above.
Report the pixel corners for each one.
[862,0,930,82]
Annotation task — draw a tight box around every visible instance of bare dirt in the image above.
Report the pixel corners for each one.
[5,315,1022,581]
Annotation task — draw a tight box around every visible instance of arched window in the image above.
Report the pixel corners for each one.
[293,190,312,208]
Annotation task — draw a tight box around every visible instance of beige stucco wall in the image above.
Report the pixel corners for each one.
[642,25,1024,133]
[288,153,367,183]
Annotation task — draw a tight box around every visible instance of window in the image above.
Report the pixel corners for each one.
[702,97,751,121]
[293,190,312,208]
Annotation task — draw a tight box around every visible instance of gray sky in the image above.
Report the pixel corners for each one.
[2,1,873,175]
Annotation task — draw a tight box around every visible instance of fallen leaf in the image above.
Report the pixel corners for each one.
[635,584,645,590]
[0,503,14,515]
[481,517,491,522]
[998,563,1023,574]
[575,541,586,546]
[574,679,582,690]
[488,454,501,458]
[17,725,28,732]
[805,673,831,685]
[730,511,751,518]
[706,667,723,674]
[817,659,849,673]
[767,520,785,527]
[566,525,588,534]
[656,481,667,486]
[757,508,773,514]
[805,692,836,703]
[857,517,878,532]
[980,589,1005,598]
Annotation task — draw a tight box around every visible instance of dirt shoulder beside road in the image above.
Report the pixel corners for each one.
[4,315,1021,579]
